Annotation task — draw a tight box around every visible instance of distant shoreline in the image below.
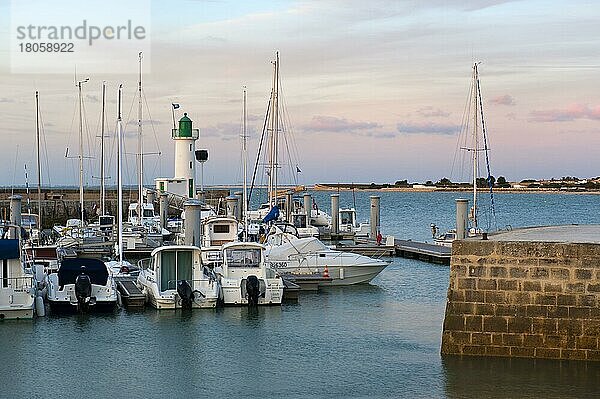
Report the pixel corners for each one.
[310,185,600,195]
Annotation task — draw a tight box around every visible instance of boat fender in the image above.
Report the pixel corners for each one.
[116,291,123,308]
[35,295,46,317]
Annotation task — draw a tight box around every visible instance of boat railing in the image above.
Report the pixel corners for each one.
[1,276,34,292]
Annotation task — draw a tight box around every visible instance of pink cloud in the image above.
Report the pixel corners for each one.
[303,115,381,132]
[416,106,450,118]
[529,103,600,122]
[490,94,516,106]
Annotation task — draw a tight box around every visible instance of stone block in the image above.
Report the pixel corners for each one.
[483,316,508,333]
[511,346,535,357]
[531,267,550,279]
[587,350,600,361]
[526,305,548,318]
[508,317,533,333]
[498,279,518,291]
[523,334,544,348]
[535,294,557,306]
[566,283,585,294]
[440,337,461,355]
[495,304,517,317]
[569,307,591,319]
[443,315,465,331]
[452,264,468,277]
[458,278,476,290]
[502,333,523,346]
[453,240,496,256]
[508,291,531,304]
[510,267,529,279]
[558,319,583,336]
[544,283,563,293]
[464,315,483,332]
[490,266,508,278]
[535,348,561,359]
[491,333,503,345]
[523,281,542,292]
[575,269,593,280]
[462,345,486,356]
[532,318,558,335]
[471,333,492,345]
[468,266,486,278]
[475,303,494,316]
[485,291,506,304]
[465,290,484,303]
[561,349,587,360]
[547,306,569,318]
[557,294,576,306]
[544,334,564,348]
[450,301,475,315]
[587,283,600,293]
[485,346,510,357]
[550,268,570,280]
[450,290,465,302]
[538,258,559,266]
[477,279,497,290]
[576,336,598,350]
[578,294,597,307]
[583,320,600,336]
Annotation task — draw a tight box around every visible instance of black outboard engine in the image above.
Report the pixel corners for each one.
[75,266,92,312]
[246,275,260,306]
[177,280,194,309]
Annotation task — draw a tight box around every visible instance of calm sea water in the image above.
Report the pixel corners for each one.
[2,191,600,398]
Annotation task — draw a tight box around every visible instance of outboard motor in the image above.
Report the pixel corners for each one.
[246,275,260,306]
[177,280,194,309]
[75,266,92,312]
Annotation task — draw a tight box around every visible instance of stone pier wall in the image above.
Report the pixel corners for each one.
[441,240,600,361]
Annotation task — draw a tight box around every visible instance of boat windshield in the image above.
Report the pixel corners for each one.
[22,214,38,228]
[225,248,261,268]
[143,209,155,218]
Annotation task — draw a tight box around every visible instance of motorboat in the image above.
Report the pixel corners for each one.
[339,208,370,237]
[136,245,218,309]
[214,241,283,306]
[46,257,117,312]
[264,225,389,286]
[200,216,239,267]
[0,225,38,319]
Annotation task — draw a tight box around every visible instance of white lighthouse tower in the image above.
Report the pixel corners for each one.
[155,113,199,198]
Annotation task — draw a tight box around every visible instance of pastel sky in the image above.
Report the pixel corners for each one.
[0,0,599,187]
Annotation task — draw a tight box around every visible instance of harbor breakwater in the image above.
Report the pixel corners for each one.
[442,235,600,361]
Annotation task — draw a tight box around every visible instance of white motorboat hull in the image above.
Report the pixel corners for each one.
[220,277,283,306]
[137,276,218,309]
[0,291,35,320]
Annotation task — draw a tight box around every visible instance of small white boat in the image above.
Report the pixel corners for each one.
[264,227,389,286]
[200,216,240,267]
[46,257,117,312]
[339,208,370,237]
[0,226,37,320]
[137,245,218,309]
[215,242,283,306]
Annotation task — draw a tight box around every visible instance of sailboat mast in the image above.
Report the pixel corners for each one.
[100,81,106,216]
[77,78,88,225]
[35,91,42,227]
[273,51,280,207]
[267,58,277,207]
[471,63,479,229]
[117,84,124,263]
[242,86,248,241]
[137,52,143,224]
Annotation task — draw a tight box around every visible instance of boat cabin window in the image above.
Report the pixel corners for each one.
[130,210,138,218]
[143,209,154,218]
[160,250,193,291]
[213,224,230,234]
[226,248,261,268]
[340,212,353,225]
[293,214,307,228]
[22,214,38,228]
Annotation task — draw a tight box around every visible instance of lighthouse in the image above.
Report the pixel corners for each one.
[155,113,199,198]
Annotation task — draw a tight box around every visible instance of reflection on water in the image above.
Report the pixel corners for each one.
[442,355,600,399]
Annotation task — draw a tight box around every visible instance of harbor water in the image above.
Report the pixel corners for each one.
[2,191,600,398]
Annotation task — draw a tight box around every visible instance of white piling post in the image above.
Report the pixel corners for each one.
[331,194,339,235]
[369,195,380,239]
[456,198,469,240]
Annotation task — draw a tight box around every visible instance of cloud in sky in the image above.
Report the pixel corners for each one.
[490,94,516,106]
[529,104,600,122]
[416,106,450,118]
[302,115,381,133]
[397,122,461,135]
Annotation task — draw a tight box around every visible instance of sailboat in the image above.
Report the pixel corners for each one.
[432,62,497,247]
[247,52,330,229]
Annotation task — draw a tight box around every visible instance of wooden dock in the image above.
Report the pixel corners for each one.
[394,240,451,265]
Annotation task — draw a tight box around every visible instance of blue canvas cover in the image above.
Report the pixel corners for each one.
[262,205,280,223]
[0,239,19,260]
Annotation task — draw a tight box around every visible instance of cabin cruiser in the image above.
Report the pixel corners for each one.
[200,216,239,267]
[46,257,117,312]
[264,224,389,286]
[339,208,369,237]
[137,245,218,309]
[214,242,283,306]
[0,225,38,319]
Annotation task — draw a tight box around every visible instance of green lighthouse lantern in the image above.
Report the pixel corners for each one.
[177,113,192,138]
